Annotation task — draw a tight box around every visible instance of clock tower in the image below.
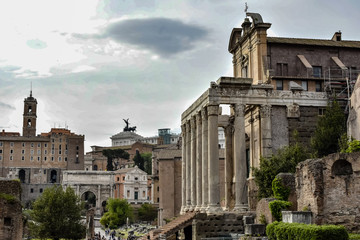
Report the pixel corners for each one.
[22,90,37,137]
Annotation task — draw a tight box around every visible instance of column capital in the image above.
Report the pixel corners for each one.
[186,120,191,133]
[260,104,272,118]
[181,124,186,133]
[207,105,219,116]
[232,104,246,117]
[201,107,208,120]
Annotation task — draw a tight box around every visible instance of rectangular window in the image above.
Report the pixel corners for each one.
[22,156,25,161]
[44,150,47,155]
[319,108,326,116]
[22,142,25,147]
[301,81,308,91]
[31,150,34,155]
[44,143,48,148]
[51,157,54,161]
[37,150,41,155]
[22,149,25,154]
[10,156,13,161]
[31,143,34,148]
[276,63,288,76]
[51,150,54,155]
[0,149,2,154]
[64,157,67,162]
[37,156,40,161]
[316,81,322,92]
[37,143,41,148]
[59,138,62,143]
[58,157,61,161]
[0,156,2,160]
[10,149,13,154]
[0,142,3,147]
[127,190,130,198]
[30,156,33,161]
[241,66,248,78]
[51,144,54,150]
[40,188,43,193]
[313,66,322,77]
[276,80,283,90]
[10,142,14,147]
[52,139,54,143]
[30,188,34,193]
[44,156,47,161]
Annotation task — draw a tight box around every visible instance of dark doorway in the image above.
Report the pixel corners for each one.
[82,191,96,209]
[50,170,57,183]
[19,169,26,183]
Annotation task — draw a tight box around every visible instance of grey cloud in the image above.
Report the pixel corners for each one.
[104,18,208,56]
[72,18,209,56]
[1,65,22,72]
[0,102,15,110]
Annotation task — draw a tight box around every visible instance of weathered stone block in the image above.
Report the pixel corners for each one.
[256,198,276,224]
[245,224,266,236]
[282,211,312,224]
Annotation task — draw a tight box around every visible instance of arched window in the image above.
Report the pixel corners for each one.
[27,119,31,127]
[93,165,98,171]
[332,159,353,176]
[28,106,32,112]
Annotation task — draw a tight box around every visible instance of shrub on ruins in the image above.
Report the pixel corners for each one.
[266,222,349,240]
[103,148,130,171]
[100,198,133,229]
[253,131,309,199]
[339,134,360,153]
[310,100,346,158]
[138,203,157,222]
[28,185,85,240]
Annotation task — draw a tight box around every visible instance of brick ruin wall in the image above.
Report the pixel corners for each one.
[0,180,23,240]
[296,152,360,232]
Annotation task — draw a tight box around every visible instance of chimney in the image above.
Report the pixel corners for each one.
[332,31,342,41]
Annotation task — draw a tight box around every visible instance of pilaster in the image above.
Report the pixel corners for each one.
[201,107,209,212]
[195,112,202,211]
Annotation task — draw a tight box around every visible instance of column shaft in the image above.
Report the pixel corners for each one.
[186,121,191,209]
[181,124,186,214]
[201,108,209,212]
[224,125,233,210]
[190,117,197,211]
[195,112,202,211]
[260,105,272,158]
[207,105,222,213]
[232,104,248,211]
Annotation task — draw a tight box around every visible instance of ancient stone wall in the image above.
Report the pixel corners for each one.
[296,152,360,232]
[288,106,319,146]
[0,180,23,240]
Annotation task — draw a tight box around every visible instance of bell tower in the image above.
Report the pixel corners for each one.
[22,90,37,137]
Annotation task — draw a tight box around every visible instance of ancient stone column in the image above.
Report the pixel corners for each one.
[224,124,233,210]
[260,105,272,158]
[195,112,202,211]
[207,104,222,214]
[201,107,209,212]
[190,116,197,211]
[180,124,187,214]
[186,121,191,210]
[232,104,248,211]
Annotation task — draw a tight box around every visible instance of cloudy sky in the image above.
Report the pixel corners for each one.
[1,0,359,152]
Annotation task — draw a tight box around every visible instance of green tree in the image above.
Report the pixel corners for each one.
[103,148,130,171]
[100,198,133,229]
[29,185,85,240]
[310,100,346,157]
[142,153,152,175]
[138,203,157,222]
[253,132,309,198]
[133,150,145,171]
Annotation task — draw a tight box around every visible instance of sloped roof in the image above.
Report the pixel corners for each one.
[267,37,360,49]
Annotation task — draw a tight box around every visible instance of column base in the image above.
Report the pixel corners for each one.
[200,205,208,213]
[194,205,202,212]
[206,204,222,214]
[233,204,249,212]
[188,205,195,212]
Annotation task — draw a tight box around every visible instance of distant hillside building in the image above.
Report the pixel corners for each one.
[0,92,85,205]
[111,128,180,147]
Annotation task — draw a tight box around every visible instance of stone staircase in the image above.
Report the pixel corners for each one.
[140,212,196,240]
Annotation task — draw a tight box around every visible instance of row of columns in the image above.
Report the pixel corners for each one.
[180,103,252,214]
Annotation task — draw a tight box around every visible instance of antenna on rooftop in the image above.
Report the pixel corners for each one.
[30,81,32,97]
